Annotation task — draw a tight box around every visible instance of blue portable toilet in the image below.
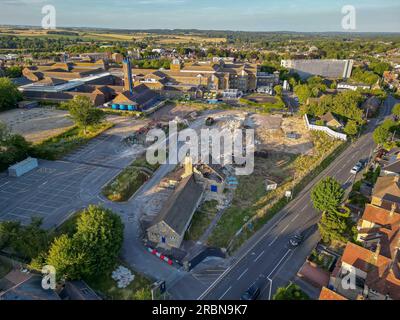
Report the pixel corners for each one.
[210,185,218,193]
[112,104,118,110]
[119,104,127,110]
[127,105,134,111]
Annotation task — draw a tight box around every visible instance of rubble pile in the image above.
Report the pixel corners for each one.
[112,266,135,288]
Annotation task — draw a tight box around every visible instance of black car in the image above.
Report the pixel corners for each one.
[240,284,260,300]
[288,232,304,248]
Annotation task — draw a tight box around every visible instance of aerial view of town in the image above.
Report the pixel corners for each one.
[0,0,399,312]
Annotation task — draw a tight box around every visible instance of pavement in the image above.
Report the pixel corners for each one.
[195,95,398,300]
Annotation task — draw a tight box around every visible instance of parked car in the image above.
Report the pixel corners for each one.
[350,162,363,174]
[288,232,304,248]
[240,284,260,300]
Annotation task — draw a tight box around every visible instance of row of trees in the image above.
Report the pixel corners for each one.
[0,205,124,281]
[0,121,31,171]
[373,103,400,148]
[35,205,124,280]
[300,90,366,136]
[0,77,22,111]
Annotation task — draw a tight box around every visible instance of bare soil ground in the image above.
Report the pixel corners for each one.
[150,102,206,121]
[252,114,314,155]
[0,108,74,144]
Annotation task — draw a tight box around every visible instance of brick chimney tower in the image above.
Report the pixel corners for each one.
[122,58,134,94]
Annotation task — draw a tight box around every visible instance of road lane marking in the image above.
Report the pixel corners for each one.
[268,236,278,247]
[291,213,300,222]
[237,268,249,281]
[254,251,265,262]
[267,278,273,300]
[218,286,232,300]
[268,250,292,278]
[197,121,377,299]
[281,224,290,233]
[300,205,307,212]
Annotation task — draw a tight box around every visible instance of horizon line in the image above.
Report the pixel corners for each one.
[1,24,400,35]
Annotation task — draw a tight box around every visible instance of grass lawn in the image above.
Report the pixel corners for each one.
[30,122,113,160]
[86,263,153,300]
[207,155,294,248]
[239,95,286,113]
[185,200,219,241]
[102,157,160,202]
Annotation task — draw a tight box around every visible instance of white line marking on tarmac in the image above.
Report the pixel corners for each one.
[219,286,232,300]
[281,224,290,233]
[291,213,300,222]
[237,268,249,281]
[300,205,307,212]
[254,250,265,262]
[268,236,278,247]
[0,181,10,188]
[268,250,292,278]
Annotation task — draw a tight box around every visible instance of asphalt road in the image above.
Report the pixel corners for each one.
[198,95,397,300]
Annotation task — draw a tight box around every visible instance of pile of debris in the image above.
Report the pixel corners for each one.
[111,266,135,288]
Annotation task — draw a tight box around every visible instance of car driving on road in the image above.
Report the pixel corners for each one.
[240,284,260,300]
[350,161,364,174]
[288,232,304,248]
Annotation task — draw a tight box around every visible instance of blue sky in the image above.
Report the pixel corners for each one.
[1,0,399,32]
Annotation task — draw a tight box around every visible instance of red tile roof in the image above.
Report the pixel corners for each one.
[319,287,347,300]
[341,243,400,299]
[362,204,400,227]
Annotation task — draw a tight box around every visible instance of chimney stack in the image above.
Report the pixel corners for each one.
[374,242,381,261]
[122,58,134,95]
[390,203,396,217]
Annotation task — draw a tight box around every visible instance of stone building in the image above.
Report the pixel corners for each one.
[146,174,204,249]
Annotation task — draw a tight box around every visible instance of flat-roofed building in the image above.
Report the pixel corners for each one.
[281,59,353,80]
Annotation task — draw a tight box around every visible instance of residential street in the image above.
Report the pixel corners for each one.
[197,95,398,300]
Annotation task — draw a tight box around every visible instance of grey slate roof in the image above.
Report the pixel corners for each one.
[0,275,60,300]
[151,175,203,236]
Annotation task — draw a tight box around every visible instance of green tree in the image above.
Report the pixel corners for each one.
[344,120,359,136]
[294,84,312,104]
[392,103,400,118]
[45,205,123,280]
[0,218,50,261]
[73,205,124,278]
[0,125,31,171]
[274,85,283,96]
[67,96,104,134]
[273,283,309,300]
[318,206,354,243]
[5,66,23,78]
[373,125,390,145]
[311,177,344,212]
[369,61,390,76]
[0,77,22,111]
[46,234,86,280]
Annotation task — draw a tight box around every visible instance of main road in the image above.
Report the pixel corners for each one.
[198,95,397,300]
